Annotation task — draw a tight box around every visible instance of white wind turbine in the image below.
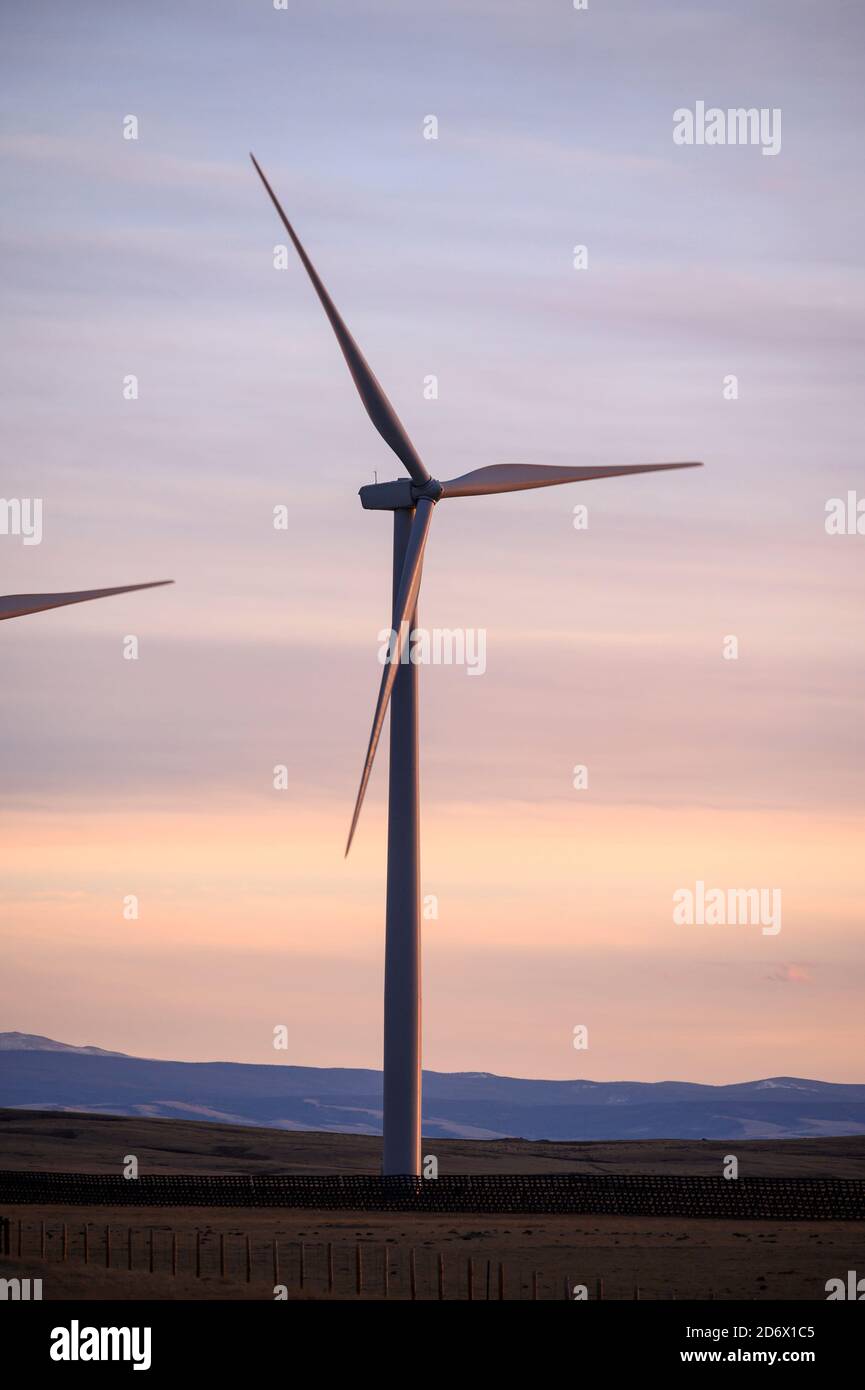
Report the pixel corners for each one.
[251,154,701,1176]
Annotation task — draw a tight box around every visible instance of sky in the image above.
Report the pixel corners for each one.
[1,0,863,1084]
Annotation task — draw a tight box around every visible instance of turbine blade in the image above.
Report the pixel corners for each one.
[345,497,435,856]
[439,460,702,499]
[249,153,430,487]
[0,581,173,622]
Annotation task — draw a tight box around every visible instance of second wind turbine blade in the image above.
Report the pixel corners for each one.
[0,581,173,622]
[249,154,429,487]
[345,497,435,856]
[438,461,702,498]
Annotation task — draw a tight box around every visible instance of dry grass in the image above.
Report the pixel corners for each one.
[2,1109,862,1301]
[2,1206,861,1301]
[3,1108,865,1177]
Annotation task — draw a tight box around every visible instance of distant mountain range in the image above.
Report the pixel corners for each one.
[1,1034,864,1141]
[0,1032,126,1058]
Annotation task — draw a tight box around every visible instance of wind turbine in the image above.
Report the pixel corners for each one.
[251,154,701,1177]
[0,581,172,623]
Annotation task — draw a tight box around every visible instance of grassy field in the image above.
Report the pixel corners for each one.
[3,1107,865,1177]
[2,1110,863,1301]
[2,1205,861,1301]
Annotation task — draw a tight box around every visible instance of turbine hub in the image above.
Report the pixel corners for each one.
[412,478,442,503]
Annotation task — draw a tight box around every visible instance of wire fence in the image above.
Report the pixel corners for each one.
[0,1216,613,1299]
[2,1171,864,1218]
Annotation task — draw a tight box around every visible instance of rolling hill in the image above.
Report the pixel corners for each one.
[1,1034,864,1141]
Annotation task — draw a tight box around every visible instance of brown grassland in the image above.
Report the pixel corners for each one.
[1,1110,863,1300]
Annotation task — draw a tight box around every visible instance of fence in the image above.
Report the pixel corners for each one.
[0,1216,596,1299]
[1,1171,864,1219]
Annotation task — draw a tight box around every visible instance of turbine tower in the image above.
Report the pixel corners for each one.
[251,154,701,1176]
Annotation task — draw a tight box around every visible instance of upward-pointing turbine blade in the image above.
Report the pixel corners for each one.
[438,460,702,499]
[345,497,435,856]
[0,581,173,622]
[249,153,430,488]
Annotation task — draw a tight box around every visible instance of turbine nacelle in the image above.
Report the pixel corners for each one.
[359,478,441,510]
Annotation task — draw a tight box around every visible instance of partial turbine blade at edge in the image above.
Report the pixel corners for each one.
[249,154,430,488]
[439,461,702,499]
[0,581,173,622]
[345,497,435,857]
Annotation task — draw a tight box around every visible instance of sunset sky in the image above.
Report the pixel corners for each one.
[1,0,862,1084]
